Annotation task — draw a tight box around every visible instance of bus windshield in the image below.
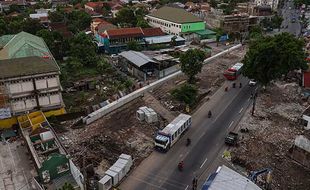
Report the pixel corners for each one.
[155,138,168,145]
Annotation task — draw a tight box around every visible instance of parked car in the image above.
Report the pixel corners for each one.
[249,79,257,86]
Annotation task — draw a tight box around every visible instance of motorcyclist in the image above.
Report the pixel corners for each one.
[208,110,212,118]
[178,161,184,170]
[186,138,191,146]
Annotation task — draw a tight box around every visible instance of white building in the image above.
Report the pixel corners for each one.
[254,0,279,10]
[146,6,205,38]
[0,32,64,125]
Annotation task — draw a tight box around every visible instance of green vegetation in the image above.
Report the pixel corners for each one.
[249,25,263,39]
[114,6,148,27]
[172,84,198,106]
[294,0,310,6]
[242,33,307,86]
[127,41,143,51]
[180,49,205,83]
[215,28,225,46]
[59,183,75,190]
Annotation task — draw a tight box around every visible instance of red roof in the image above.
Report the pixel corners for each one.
[142,28,165,37]
[85,1,104,8]
[106,27,144,39]
[92,18,105,23]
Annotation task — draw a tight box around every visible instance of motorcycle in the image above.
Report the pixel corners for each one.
[186,138,191,146]
[208,111,212,118]
[178,161,184,171]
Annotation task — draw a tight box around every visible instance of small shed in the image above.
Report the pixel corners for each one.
[195,29,217,40]
[119,51,157,81]
[289,135,310,168]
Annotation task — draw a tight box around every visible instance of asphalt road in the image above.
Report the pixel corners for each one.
[120,76,256,190]
[280,0,302,36]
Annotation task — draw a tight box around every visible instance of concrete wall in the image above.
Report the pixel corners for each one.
[156,64,180,78]
[83,44,242,125]
[69,159,84,190]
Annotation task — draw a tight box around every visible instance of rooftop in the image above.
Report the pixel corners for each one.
[142,28,165,37]
[119,50,155,67]
[106,27,144,39]
[202,165,261,190]
[148,6,203,24]
[0,56,59,79]
[0,31,54,60]
[145,35,185,44]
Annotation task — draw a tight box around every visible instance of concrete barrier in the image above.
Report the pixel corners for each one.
[83,44,243,125]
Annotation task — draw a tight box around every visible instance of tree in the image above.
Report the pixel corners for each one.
[172,84,198,106]
[127,41,142,51]
[22,18,43,34]
[272,14,283,31]
[249,25,263,39]
[67,10,91,33]
[69,32,99,66]
[36,29,65,59]
[0,17,8,35]
[59,182,75,190]
[215,28,224,46]
[136,16,149,28]
[115,7,137,27]
[180,49,205,83]
[48,10,65,23]
[210,0,218,8]
[242,33,307,86]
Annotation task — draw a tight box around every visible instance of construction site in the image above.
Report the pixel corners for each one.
[231,80,310,190]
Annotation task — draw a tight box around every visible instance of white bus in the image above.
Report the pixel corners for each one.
[154,114,191,152]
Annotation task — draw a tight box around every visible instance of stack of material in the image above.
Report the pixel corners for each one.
[136,106,158,123]
[99,154,133,190]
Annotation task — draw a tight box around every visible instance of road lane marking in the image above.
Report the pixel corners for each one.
[239,107,244,114]
[185,185,189,190]
[248,97,251,101]
[255,86,258,91]
[200,157,208,168]
[179,154,183,158]
[229,121,234,128]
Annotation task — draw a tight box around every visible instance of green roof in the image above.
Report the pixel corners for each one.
[0,56,59,78]
[195,29,216,35]
[148,6,203,24]
[0,31,54,60]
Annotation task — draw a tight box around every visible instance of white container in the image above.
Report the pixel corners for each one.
[105,169,119,186]
[111,164,126,180]
[98,175,112,190]
[136,110,144,121]
[115,158,130,173]
[119,154,132,168]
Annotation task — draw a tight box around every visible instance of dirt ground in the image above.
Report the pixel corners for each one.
[151,47,247,113]
[57,98,168,177]
[231,80,310,190]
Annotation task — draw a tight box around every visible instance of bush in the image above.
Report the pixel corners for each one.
[171,84,198,106]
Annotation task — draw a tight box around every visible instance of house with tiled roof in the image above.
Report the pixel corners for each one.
[95,27,185,54]
[91,18,116,34]
[0,32,65,128]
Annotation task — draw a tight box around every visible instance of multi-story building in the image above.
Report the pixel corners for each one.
[207,9,251,35]
[0,32,65,128]
[146,6,205,39]
[254,0,279,10]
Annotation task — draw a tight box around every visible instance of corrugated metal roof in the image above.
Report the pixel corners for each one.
[294,135,310,153]
[0,31,53,60]
[145,35,185,44]
[119,51,155,67]
[203,165,262,190]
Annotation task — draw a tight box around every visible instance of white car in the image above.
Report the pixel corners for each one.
[249,79,257,86]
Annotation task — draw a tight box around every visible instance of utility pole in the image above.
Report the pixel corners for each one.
[251,91,257,116]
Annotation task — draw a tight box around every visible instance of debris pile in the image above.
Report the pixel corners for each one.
[58,99,166,178]
[231,81,310,190]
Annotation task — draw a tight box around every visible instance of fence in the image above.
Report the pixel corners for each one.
[83,44,242,125]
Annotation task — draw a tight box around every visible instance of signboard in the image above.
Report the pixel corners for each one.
[0,108,12,119]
